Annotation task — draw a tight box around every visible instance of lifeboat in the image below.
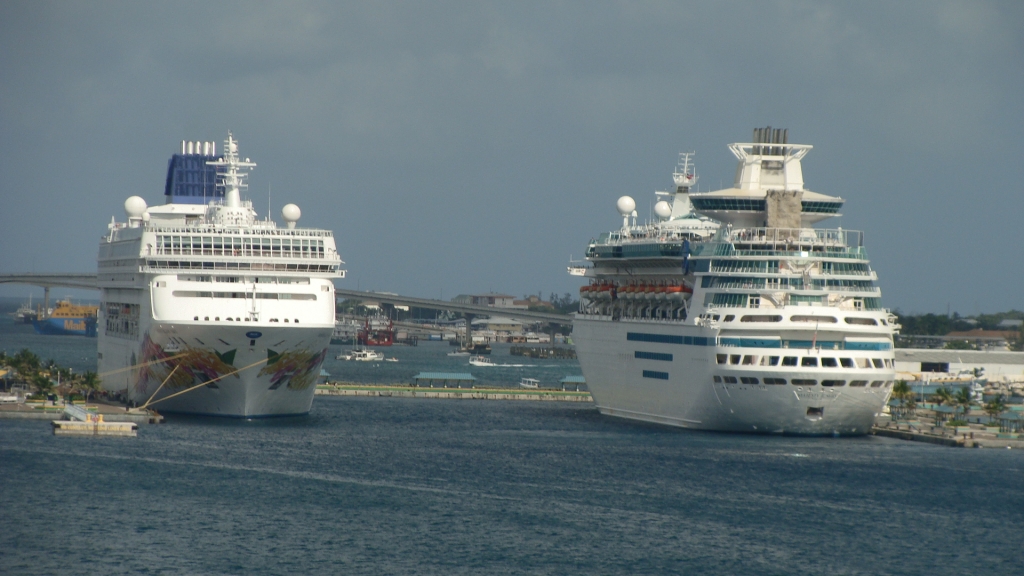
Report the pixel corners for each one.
[642,283,656,301]
[654,285,667,300]
[595,283,613,301]
[665,284,693,301]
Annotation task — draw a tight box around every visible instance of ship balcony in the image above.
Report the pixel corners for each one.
[719,226,862,248]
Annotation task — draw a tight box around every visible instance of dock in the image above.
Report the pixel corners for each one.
[51,404,138,437]
[872,415,1024,449]
[0,400,162,424]
[316,383,593,402]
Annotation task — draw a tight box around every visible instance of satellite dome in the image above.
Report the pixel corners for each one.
[124,196,147,218]
[654,200,672,219]
[282,203,301,229]
[616,196,636,216]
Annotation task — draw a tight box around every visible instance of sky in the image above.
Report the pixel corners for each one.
[1,1,1022,315]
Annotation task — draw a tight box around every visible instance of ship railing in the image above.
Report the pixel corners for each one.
[155,248,328,259]
[721,227,863,248]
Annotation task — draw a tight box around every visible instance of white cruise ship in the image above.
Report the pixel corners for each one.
[572,128,896,435]
[97,134,344,417]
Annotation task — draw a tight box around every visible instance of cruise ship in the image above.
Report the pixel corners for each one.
[572,128,896,435]
[97,134,345,417]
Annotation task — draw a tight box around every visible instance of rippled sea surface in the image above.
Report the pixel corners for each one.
[1,315,1023,574]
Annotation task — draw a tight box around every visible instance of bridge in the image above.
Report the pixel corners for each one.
[0,274,574,327]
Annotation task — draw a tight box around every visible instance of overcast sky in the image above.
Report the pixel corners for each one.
[1,1,1021,315]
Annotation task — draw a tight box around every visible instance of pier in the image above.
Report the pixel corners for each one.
[316,383,593,402]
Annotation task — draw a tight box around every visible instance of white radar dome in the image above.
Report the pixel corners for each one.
[616,196,636,216]
[282,203,301,229]
[654,200,672,219]
[124,196,148,218]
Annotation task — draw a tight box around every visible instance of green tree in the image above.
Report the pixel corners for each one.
[931,387,953,406]
[31,373,54,399]
[954,387,974,420]
[983,394,1007,421]
[891,380,912,419]
[78,371,101,404]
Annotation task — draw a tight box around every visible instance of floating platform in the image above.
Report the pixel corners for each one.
[52,419,138,437]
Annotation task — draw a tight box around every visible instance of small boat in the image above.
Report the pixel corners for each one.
[469,355,494,367]
[338,349,384,362]
[384,357,399,363]
[519,378,539,389]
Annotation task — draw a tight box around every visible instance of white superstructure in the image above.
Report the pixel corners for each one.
[572,128,897,435]
[97,133,344,417]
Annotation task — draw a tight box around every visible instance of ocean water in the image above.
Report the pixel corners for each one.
[2,317,1023,574]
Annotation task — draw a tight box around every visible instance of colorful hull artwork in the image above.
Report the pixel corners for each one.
[134,333,327,397]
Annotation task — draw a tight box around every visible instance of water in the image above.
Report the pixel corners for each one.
[2,316,1023,574]
[324,341,582,389]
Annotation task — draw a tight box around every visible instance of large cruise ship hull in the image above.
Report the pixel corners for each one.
[574,317,892,435]
[99,323,330,418]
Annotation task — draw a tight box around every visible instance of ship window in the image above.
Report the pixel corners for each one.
[740,377,759,384]
[723,315,735,322]
[845,317,878,325]
[716,354,727,364]
[194,316,198,320]
[870,380,885,387]
[821,358,838,367]
[840,358,854,368]
[801,357,818,367]
[792,379,817,386]
[782,356,798,366]
[713,376,722,383]
[740,315,782,322]
[821,380,845,387]
[791,315,838,323]
[856,358,871,369]
[764,377,787,385]
[871,359,884,368]
[729,355,740,365]
[849,380,868,387]
[741,355,756,365]
[723,376,737,384]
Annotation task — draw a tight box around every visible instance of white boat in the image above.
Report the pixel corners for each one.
[571,129,896,435]
[519,378,539,389]
[468,355,494,367]
[384,357,399,363]
[96,134,345,417]
[341,349,384,362]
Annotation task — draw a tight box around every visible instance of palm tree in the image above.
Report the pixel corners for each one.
[983,394,1007,422]
[891,380,912,419]
[954,386,974,420]
[78,371,101,405]
[932,387,953,407]
[31,373,54,401]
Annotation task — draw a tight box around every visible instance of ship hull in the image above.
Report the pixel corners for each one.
[573,316,893,435]
[99,323,331,418]
[32,317,97,337]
